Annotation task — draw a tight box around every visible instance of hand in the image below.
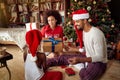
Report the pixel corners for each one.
[68,46,79,52]
[64,45,77,52]
[68,57,80,65]
[46,52,54,59]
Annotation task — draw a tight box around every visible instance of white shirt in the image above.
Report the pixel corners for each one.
[83,27,107,63]
[25,54,44,80]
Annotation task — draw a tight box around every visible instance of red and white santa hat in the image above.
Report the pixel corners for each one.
[72,9,89,20]
[72,9,89,52]
[25,30,42,61]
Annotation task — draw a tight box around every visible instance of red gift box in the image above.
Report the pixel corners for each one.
[41,71,63,80]
[65,68,75,76]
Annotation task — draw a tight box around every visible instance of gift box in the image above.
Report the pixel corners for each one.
[25,22,40,32]
[41,38,63,52]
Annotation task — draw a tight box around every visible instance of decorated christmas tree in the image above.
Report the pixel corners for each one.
[64,0,119,43]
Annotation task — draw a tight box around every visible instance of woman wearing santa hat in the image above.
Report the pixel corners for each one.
[24,30,62,80]
[67,9,107,80]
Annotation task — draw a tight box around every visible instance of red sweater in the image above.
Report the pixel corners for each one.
[41,25,63,39]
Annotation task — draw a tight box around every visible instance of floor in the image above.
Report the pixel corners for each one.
[0,45,24,80]
[0,45,120,80]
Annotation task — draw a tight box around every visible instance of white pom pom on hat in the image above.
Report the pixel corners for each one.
[30,54,37,61]
[79,48,84,53]
[72,9,89,20]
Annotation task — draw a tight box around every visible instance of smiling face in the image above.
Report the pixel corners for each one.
[74,19,84,30]
[47,16,57,28]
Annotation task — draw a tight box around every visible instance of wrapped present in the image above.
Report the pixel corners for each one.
[25,22,40,32]
[41,38,63,52]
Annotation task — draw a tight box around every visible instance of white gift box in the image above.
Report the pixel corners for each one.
[25,22,40,32]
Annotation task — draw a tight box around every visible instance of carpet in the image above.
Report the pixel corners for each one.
[0,45,120,80]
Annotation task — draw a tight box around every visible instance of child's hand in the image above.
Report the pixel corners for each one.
[47,52,54,58]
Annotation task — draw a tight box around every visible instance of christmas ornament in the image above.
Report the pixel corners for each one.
[67,12,70,15]
[67,21,72,25]
[102,18,105,22]
[69,38,73,42]
[87,6,91,11]
[78,1,82,5]
[93,0,96,5]
[63,36,67,41]
[106,34,110,38]
[74,0,77,2]
[111,24,115,28]
[107,9,109,12]
[107,9,111,14]
[88,18,92,22]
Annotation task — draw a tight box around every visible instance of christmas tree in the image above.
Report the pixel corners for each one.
[64,0,119,43]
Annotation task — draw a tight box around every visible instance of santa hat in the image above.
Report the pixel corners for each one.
[72,9,89,20]
[72,9,88,52]
[74,25,84,52]
[25,30,42,61]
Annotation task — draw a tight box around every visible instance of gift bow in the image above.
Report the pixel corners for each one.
[43,38,62,52]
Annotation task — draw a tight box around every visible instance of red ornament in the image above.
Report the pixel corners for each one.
[63,36,67,41]
[68,42,71,46]
[106,34,110,38]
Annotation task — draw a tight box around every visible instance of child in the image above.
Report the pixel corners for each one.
[24,29,62,80]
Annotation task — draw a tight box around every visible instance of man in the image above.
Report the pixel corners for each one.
[68,9,108,80]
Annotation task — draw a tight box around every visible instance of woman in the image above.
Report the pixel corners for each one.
[41,10,63,39]
[41,10,63,57]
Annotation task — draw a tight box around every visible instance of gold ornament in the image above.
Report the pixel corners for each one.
[93,0,96,5]
[87,6,91,11]
[67,12,70,15]
[111,24,115,28]
[78,1,82,5]
[74,0,77,2]
[88,19,92,22]
[107,9,111,14]
[67,21,72,25]
[102,18,105,22]
[107,9,109,12]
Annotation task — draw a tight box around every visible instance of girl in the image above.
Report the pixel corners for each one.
[24,30,62,80]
